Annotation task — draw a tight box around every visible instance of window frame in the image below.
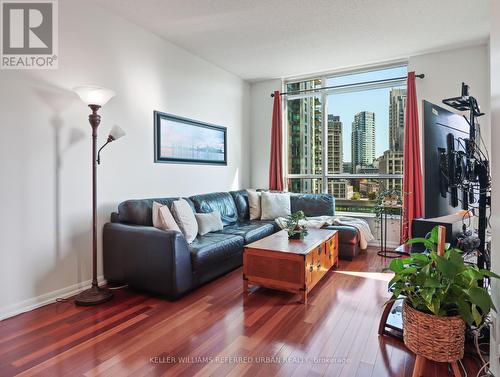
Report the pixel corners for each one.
[283,64,407,213]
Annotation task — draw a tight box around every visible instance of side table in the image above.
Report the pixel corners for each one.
[377,205,404,258]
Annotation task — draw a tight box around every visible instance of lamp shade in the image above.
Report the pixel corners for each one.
[109,125,126,141]
[73,85,115,106]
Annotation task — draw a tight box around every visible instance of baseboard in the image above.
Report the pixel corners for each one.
[367,240,401,249]
[0,276,106,321]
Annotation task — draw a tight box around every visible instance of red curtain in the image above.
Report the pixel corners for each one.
[402,71,423,241]
[269,91,283,191]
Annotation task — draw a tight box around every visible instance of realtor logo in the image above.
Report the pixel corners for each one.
[1,0,58,69]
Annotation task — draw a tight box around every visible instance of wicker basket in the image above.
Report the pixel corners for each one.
[403,300,465,363]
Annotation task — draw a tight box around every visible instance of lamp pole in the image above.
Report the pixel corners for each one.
[75,104,113,305]
[90,104,101,291]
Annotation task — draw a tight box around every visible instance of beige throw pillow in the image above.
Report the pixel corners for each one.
[152,202,181,232]
[171,199,198,244]
[159,206,181,232]
[260,192,291,220]
[195,211,224,235]
[152,202,164,228]
[246,189,262,220]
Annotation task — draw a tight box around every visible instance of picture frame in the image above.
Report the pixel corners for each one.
[154,111,227,165]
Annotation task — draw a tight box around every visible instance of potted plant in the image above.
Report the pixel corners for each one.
[374,189,402,236]
[386,226,499,364]
[374,189,402,213]
[284,211,309,240]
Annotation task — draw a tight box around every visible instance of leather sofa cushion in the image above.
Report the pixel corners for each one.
[190,192,238,226]
[290,193,335,217]
[219,221,276,244]
[324,225,359,245]
[189,233,244,273]
[118,198,194,226]
[229,190,249,221]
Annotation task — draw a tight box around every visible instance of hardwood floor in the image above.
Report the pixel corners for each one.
[0,248,480,377]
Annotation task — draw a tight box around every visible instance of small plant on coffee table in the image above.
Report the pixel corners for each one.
[285,211,309,240]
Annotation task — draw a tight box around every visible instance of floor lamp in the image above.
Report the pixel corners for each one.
[73,85,124,306]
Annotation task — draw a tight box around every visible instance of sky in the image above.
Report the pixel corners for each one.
[161,118,224,149]
[325,66,407,162]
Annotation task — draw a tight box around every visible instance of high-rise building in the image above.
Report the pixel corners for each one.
[351,111,375,172]
[389,88,407,152]
[379,88,407,193]
[328,180,353,199]
[379,150,404,192]
[327,115,343,174]
[326,115,352,199]
[287,80,322,193]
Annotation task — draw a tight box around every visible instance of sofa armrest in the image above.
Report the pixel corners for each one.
[103,223,193,299]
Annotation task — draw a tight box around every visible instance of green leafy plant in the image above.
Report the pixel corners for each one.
[284,211,308,239]
[387,226,499,326]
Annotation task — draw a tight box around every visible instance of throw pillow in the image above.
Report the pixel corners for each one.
[171,199,198,243]
[152,201,164,229]
[260,192,291,220]
[159,205,181,232]
[152,202,181,232]
[195,211,224,236]
[246,189,262,220]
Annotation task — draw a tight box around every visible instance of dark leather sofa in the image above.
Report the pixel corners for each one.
[103,190,360,299]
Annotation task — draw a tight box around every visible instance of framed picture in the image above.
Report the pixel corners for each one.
[154,111,227,165]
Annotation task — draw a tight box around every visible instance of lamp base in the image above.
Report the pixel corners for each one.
[75,285,112,306]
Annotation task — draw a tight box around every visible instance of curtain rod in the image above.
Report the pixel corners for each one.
[270,73,425,97]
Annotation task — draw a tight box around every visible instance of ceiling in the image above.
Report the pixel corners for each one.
[93,0,490,81]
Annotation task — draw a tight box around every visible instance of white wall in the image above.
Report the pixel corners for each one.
[249,79,281,188]
[408,44,491,158]
[489,0,500,372]
[249,44,490,247]
[0,0,250,319]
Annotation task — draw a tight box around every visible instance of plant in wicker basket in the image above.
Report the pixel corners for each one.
[386,226,499,363]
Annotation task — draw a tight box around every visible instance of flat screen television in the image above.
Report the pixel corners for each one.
[422,100,470,218]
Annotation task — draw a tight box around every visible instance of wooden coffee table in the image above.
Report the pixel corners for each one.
[243,229,338,304]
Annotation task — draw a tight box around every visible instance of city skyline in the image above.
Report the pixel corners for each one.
[286,68,407,204]
[327,65,407,162]
[287,87,407,171]
[325,86,407,169]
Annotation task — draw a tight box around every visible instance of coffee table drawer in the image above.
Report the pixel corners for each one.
[244,249,304,290]
[305,249,317,287]
[328,235,339,268]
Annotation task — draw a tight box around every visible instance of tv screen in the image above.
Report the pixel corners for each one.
[422,101,469,218]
